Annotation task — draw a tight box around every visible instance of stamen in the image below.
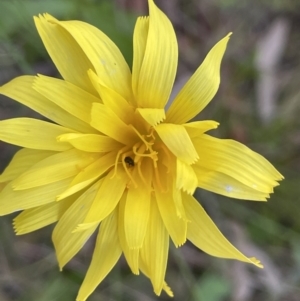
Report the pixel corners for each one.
[137,160,147,186]
[121,153,137,188]
[129,124,153,150]
[111,146,130,178]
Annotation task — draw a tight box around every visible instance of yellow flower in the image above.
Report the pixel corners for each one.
[0,0,283,300]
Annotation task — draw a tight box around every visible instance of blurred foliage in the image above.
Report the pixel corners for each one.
[1,0,300,301]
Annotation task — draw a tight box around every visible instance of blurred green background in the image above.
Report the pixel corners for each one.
[0,0,299,300]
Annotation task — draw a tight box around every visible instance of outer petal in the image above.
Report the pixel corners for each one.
[194,165,270,201]
[155,182,187,247]
[34,15,97,94]
[0,178,72,215]
[57,152,117,201]
[124,170,151,249]
[183,193,263,268]
[33,75,100,126]
[0,76,94,133]
[155,123,198,165]
[79,169,127,225]
[76,210,122,301]
[13,196,74,235]
[132,0,178,108]
[140,199,169,296]
[118,194,139,274]
[193,134,283,196]
[12,149,98,190]
[166,34,231,124]
[0,118,74,151]
[49,16,133,101]
[57,133,122,153]
[52,181,102,269]
[139,258,174,297]
[0,149,55,183]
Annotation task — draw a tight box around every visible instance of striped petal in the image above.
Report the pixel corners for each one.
[137,108,166,127]
[0,177,72,215]
[132,0,178,109]
[49,16,133,102]
[87,69,134,121]
[155,184,187,247]
[118,194,139,274]
[183,120,219,138]
[140,199,169,296]
[76,210,122,301]
[0,118,74,151]
[79,169,127,225]
[184,193,263,267]
[57,133,121,153]
[155,123,198,165]
[0,76,95,133]
[34,14,96,94]
[166,34,231,124]
[52,181,102,269]
[194,165,270,201]
[0,149,55,183]
[57,152,117,201]
[13,196,74,235]
[176,159,198,194]
[33,75,100,126]
[124,171,151,249]
[91,103,136,144]
[12,149,98,190]
[193,134,283,197]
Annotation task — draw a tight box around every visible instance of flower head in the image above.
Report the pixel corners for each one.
[0,0,283,300]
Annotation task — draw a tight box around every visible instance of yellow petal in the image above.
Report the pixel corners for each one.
[132,16,149,98]
[52,181,101,269]
[155,123,198,165]
[132,0,178,108]
[0,178,72,215]
[76,210,122,301]
[124,172,151,249]
[57,133,121,153]
[140,199,169,296]
[176,159,198,194]
[12,149,98,190]
[87,69,134,122]
[0,76,94,133]
[0,118,74,151]
[166,34,231,124]
[91,103,136,144]
[139,258,174,297]
[80,169,127,225]
[155,183,187,247]
[194,165,269,201]
[50,16,133,102]
[34,15,96,94]
[57,152,117,201]
[0,149,55,183]
[118,194,139,274]
[137,108,166,127]
[193,134,283,196]
[183,120,219,138]
[33,75,100,126]
[13,196,74,235]
[183,193,263,268]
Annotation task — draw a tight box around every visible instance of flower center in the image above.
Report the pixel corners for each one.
[113,127,163,189]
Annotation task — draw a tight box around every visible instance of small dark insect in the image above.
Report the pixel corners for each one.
[124,156,135,167]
